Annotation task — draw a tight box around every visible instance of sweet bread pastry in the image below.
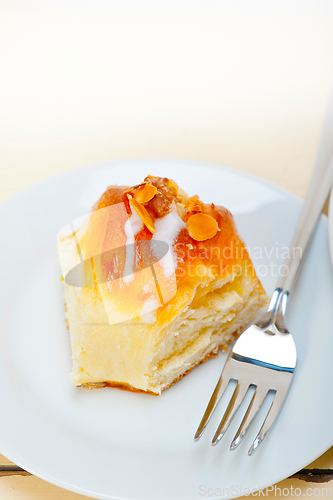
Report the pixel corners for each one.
[58,175,268,395]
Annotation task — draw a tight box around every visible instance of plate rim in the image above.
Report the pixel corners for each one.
[0,157,303,210]
[327,186,333,267]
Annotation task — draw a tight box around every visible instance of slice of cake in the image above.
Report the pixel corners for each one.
[58,175,268,395]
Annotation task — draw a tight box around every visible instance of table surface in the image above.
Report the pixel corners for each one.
[1,2,333,499]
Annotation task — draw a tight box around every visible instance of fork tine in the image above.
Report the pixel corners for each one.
[212,382,249,446]
[229,386,268,451]
[194,373,230,441]
[248,390,285,456]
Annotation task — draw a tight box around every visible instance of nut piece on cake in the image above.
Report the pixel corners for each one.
[57,176,269,395]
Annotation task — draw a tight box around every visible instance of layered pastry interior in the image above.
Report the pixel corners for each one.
[58,175,268,395]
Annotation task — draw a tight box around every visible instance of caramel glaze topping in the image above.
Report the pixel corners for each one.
[91,176,251,288]
[143,176,178,218]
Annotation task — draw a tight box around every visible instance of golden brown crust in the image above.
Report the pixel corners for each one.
[90,176,261,290]
[80,381,159,396]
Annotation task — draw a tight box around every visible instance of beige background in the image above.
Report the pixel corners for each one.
[1,2,333,203]
[0,1,332,499]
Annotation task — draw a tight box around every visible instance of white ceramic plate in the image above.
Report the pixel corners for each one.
[0,159,332,500]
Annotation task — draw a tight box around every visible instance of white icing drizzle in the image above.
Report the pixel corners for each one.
[129,207,144,235]
[123,207,144,283]
[152,205,186,276]
[122,204,185,322]
[140,297,159,324]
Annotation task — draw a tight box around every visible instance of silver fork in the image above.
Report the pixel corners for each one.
[194,157,333,455]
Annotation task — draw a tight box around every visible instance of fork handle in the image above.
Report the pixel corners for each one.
[276,154,333,295]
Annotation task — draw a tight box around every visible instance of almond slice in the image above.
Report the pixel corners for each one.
[168,178,179,191]
[176,202,187,219]
[187,213,218,241]
[128,195,156,234]
[123,182,147,195]
[134,183,157,204]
